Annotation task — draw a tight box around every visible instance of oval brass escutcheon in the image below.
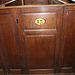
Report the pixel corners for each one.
[35,18,46,25]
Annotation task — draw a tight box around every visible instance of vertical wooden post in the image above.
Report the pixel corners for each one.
[22,0,24,5]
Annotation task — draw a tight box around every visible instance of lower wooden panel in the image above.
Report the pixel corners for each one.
[0,69,4,74]
[10,69,22,74]
[25,35,56,69]
[29,69,54,74]
[61,68,74,73]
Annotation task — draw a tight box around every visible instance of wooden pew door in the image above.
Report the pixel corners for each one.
[59,5,75,73]
[0,9,26,74]
[18,6,63,74]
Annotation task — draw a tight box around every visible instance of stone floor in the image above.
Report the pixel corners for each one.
[0,73,75,75]
[9,73,75,75]
[29,73,75,75]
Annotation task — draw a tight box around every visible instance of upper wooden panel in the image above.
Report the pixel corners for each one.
[24,0,49,5]
[67,5,75,10]
[21,6,63,30]
[23,13,56,29]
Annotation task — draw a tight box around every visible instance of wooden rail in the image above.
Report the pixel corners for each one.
[57,0,67,4]
[0,0,16,7]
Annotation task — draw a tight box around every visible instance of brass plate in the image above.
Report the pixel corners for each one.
[35,18,46,25]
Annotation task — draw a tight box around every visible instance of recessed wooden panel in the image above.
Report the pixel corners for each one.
[24,0,49,5]
[62,11,75,67]
[63,11,75,66]
[0,69,4,74]
[59,7,75,73]
[25,35,56,70]
[0,55,4,74]
[0,56,3,69]
[10,69,22,74]
[0,55,4,73]
[0,40,4,72]
[29,69,54,74]
[0,13,24,73]
[0,16,6,74]
[23,13,56,29]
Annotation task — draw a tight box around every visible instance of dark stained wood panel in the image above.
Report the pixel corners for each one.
[59,5,75,73]
[0,14,22,68]
[0,13,8,74]
[0,27,4,72]
[62,11,75,67]
[24,0,49,5]
[0,53,4,74]
[0,56,3,69]
[25,35,56,69]
[0,9,25,74]
[0,43,4,74]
